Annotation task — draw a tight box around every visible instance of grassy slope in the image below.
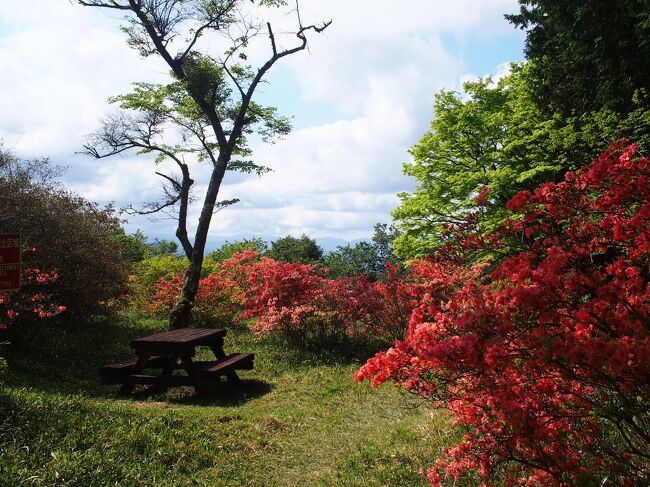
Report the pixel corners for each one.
[0,313,460,487]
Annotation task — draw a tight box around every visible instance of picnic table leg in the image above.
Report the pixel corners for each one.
[179,353,195,379]
[179,353,211,395]
[210,342,240,385]
[119,354,148,395]
[151,353,178,391]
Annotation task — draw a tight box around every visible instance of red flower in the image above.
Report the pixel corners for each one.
[357,142,650,485]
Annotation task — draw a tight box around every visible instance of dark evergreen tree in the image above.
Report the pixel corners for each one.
[506,0,650,115]
[268,234,323,264]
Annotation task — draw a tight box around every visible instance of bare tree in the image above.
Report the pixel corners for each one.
[78,0,330,328]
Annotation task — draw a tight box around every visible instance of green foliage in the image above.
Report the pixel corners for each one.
[267,234,323,263]
[323,241,381,278]
[323,224,401,278]
[148,238,178,257]
[117,231,178,263]
[206,238,269,264]
[392,64,650,258]
[129,255,187,306]
[106,68,290,167]
[506,0,650,115]
[0,147,131,319]
[116,229,150,263]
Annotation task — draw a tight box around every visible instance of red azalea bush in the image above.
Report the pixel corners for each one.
[360,261,426,343]
[357,257,479,345]
[239,252,430,348]
[0,265,66,338]
[355,142,650,485]
[145,249,262,326]
[146,248,420,348]
[239,255,369,347]
[146,269,242,328]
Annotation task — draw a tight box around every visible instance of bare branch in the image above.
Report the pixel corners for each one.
[77,0,131,10]
[267,22,277,56]
[227,16,331,152]
[177,0,239,63]
[155,170,182,192]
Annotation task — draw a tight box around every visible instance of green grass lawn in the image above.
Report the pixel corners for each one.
[0,312,461,486]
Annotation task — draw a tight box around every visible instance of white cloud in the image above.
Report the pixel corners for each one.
[0,0,522,243]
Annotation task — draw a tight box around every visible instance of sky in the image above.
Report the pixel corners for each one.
[0,0,525,247]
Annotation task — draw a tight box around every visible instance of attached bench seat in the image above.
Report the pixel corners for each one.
[194,352,255,378]
[99,356,171,384]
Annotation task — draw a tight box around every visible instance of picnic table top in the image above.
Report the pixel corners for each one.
[130,328,227,353]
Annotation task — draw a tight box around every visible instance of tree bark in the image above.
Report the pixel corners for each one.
[169,154,229,329]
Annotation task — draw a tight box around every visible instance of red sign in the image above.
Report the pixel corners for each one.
[0,234,20,291]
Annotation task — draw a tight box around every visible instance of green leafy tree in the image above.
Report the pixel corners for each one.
[117,229,150,263]
[148,238,178,257]
[79,0,330,328]
[323,241,379,278]
[506,0,650,115]
[207,237,268,263]
[323,223,400,278]
[267,234,323,263]
[118,231,179,262]
[392,64,650,258]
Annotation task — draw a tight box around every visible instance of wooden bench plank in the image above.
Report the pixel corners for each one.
[195,353,254,377]
[99,356,172,383]
[131,328,226,352]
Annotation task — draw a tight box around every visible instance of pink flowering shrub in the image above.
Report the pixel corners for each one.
[145,272,241,328]
[355,142,650,485]
[0,264,66,335]
[146,247,423,348]
[239,256,369,346]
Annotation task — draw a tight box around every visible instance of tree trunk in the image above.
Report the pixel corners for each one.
[169,259,200,329]
[169,156,228,329]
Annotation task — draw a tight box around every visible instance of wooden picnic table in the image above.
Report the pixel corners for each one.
[100,328,254,395]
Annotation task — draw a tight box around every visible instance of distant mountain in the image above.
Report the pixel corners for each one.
[145,234,372,255]
[203,235,371,254]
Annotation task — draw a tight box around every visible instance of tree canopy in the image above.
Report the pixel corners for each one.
[506,0,650,115]
[207,237,269,263]
[267,234,323,264]
[79,0,330,328]
[392,64,650,258]
[323,223,400,278]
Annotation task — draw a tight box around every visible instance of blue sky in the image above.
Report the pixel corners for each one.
[0,0,524,246]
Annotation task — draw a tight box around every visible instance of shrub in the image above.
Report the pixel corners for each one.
[0,147,130,319]
[0,253,66,340]
[356,142,650,485]
[240,253,421,349]
[143,250,261,326]
[129,254,188,306]
[359,262,424,343]
[241,257,368,347]
[145,274,240,327]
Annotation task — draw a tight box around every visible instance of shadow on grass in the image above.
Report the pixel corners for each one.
[3,313,279,407]
[5,317,153,396]
[118,377,273,406]
[3,309,391,402]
